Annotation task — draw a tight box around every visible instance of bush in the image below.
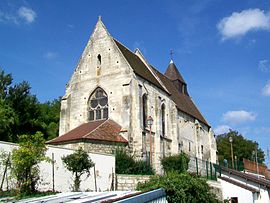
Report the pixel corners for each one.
[115,149,154,175]
[62,147,94,191]
[161,153,189,174]
[137,172,219,203]
[11,132,49,196]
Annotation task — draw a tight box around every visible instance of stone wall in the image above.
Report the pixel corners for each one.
[116,174,151,191]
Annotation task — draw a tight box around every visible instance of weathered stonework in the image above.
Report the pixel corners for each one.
[57,17,217,173]
[116,174,151,191]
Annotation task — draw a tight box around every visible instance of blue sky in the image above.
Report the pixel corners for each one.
[1,0,270,164]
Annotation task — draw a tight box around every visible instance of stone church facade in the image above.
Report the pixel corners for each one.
[47,17,217,171]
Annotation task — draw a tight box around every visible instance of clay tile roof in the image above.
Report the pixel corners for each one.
[46,119,128,145]
[113,39,165,91]
[165,61,186,84]
[151,66,209,127]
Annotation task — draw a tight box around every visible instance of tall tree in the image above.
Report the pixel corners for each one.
[216,130,265,164]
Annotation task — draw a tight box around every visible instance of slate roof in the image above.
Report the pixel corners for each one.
[165,61,186,84]
[219,176,259,193]
[46,119,128,145]
[114,39,165,91]
[152,67,209,126]
[221,166,270,188]
[114,39,209,127]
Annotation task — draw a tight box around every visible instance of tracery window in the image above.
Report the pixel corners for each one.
[88,87,108,121]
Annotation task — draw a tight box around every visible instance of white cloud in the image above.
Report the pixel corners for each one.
[18,7,36,24]
[222,110,256,124]
[0,6,36,25]
[259,59,270,72]
[217,8,270,40]
[214,125,231,135]
[262,81,270,96]
[44,52,58,60]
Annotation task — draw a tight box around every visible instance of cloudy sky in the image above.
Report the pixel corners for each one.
[0,0,270,164]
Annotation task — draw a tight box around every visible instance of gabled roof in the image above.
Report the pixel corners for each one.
[219,176,259,193]
[114,38,209,127]
[165,60,186,84]
[221,166,270,188]
[46,119,128,145]
[113,39,165,91]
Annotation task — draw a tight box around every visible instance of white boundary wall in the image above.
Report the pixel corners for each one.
[0,141,115,192]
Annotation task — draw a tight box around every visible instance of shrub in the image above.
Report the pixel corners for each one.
[137,172,219,203]
[11,132,49,196]
[62,147,94,191]
[161,153,189,174]
[115,148,154,175]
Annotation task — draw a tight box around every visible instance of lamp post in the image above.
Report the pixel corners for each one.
[229,136,234,169]
[147,116,154,166]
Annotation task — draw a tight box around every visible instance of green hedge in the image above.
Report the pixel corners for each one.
[161,153,189,174]
[115,149,154,175]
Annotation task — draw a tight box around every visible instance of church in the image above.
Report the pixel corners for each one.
[47,17,217,171]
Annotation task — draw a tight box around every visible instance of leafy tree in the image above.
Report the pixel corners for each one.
[161,153,189,174]
[62,148,94,191]
[11,132,49,195]
[0,68,61,143]
[115,148,154,175]
[38,98,61,140]
[216,130,265,164]
[137,172,219,203]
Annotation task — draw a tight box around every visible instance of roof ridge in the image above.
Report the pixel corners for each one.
[135,50,171,94]
[83,119,107,138]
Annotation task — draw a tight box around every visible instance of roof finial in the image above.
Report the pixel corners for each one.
[98,15,102,21]
[170,49,174,63]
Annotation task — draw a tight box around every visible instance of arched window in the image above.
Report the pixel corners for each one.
[88,87,108,121]
[161,104,165,136]
[142,94,147,128]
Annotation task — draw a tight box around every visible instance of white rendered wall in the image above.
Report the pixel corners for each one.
[0,141,115,192]
[218,178,254,203]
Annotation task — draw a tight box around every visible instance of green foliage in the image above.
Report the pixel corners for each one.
[11,132,49,196]
[115,148,154,175]
[0,68,61,143]
[216,130,265,164]
[137,172,219,203]
[161,153,189,174]
[62,148,94,191]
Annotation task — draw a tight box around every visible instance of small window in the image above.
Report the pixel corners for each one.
[201,145,204,154]
[142,94,147,129]
[97,54,101,66]
[189,142,191,152]
[161,104,165,136]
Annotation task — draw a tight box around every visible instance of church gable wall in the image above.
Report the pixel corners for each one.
[59,21,135,136]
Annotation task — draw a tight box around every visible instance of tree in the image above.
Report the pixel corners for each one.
[137,172,219,203]
[38,98,61,140]
[216,130,265,164]
[161,153,189,174]
[11,132,49,195]
[62,148,94,191]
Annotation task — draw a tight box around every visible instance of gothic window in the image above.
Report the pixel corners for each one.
[88,87,108,121]
[142,94,147,129]
[161,104,165,136]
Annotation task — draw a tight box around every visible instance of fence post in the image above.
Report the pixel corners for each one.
[195,157,198,176]
[52,153,55,192]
